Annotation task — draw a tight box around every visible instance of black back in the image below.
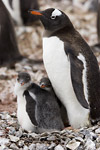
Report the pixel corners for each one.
[0,1,22,67]
[24,90,38,126]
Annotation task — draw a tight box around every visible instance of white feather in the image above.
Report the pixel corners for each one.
[51,9,62,17]
[29,92,36,100]
[14,81,35,132]
[43,36,90,128]
[77,53,89,103]
[2,0,23,25]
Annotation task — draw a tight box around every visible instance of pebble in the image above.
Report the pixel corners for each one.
[18,140,24,147]
[10,143,19,150]
[95,128,100,134]
[47,135,56,141]
[9,135,20,142]
[54,144,64,150]
[84,139,96,150]
[36,143,48,150]
[15,129,23,137]
[23,145,29,150]
[66,140,80,150]
[48,142,56,149]
[96,143,100,149]
[29,144,36,150]
[74,136,84,143]
[7,127,16,135]
[96,136,100,143]
[0,138,9,145]
[0,131,4,136]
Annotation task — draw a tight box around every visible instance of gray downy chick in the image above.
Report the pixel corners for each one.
[39,77,69,127]
[24,79,64,133]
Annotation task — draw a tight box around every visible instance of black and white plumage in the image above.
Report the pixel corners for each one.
[2,0,39,26]
[0,1,22,67]
[29,8,100,128]
[14,72,37,132]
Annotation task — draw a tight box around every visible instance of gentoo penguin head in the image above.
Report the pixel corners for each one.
[17,72,31,89]
[39,77,52,92]
[29,8,73,31]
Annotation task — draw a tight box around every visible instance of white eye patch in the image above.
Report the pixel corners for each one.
[51,9,62,19]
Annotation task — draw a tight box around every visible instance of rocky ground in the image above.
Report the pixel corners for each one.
[0,0,100,149]
[1,112,100,150]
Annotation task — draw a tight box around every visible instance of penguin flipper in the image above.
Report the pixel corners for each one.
[65,47,89,109]
[24,90,38,126]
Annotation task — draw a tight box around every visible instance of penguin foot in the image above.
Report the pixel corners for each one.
[63,126,74,130]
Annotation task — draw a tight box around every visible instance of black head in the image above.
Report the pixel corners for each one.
[29,8,73,31]
[39,77,51,89]
[17,72,31,86]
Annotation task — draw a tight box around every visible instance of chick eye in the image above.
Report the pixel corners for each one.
[51,15,56,19]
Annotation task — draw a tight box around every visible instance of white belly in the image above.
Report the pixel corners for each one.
[17,94,35,132]
[43,36,90,128]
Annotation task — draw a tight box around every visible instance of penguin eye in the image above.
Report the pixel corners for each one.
[51,16,56,19]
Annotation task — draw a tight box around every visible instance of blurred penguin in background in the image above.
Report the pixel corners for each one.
[97,0,100,43]
[91,0,100,53]
[0,1,22,67]
[2,0,39,26]
[84,0,98,12]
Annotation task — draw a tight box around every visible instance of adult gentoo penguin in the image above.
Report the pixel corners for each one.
[2,0,39,26]
[14,72,37,132]
[0,1,22,67]
[29,8,100,128]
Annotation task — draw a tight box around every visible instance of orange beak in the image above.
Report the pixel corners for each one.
[29,10,42,16]
[41,84,45,88]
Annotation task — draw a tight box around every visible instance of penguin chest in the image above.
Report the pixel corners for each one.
[43,36,89,128]
[17,94,35,132]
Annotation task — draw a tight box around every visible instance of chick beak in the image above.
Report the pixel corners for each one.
[41,84,45,88]
[21,82,25,86]
[28,9,43,16]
